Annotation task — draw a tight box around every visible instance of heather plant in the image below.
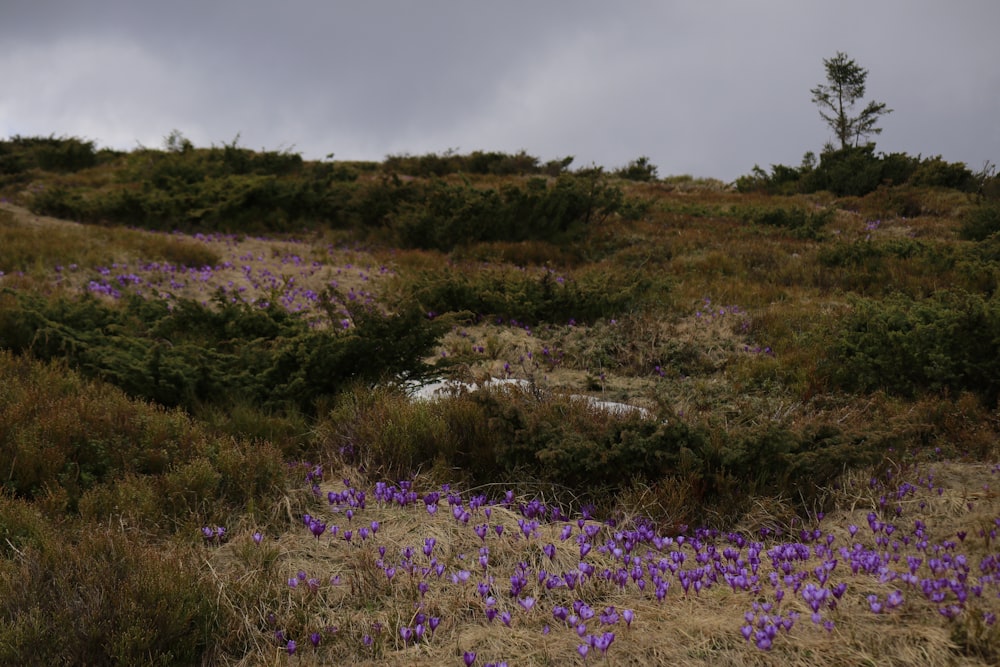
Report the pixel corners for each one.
[0,525,223,666]
[0,350,291,529]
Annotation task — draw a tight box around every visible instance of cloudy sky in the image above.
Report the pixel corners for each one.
[2,1,997,181]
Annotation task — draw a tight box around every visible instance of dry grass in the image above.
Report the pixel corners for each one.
[3,167,999,665]
[194,457,1000,665]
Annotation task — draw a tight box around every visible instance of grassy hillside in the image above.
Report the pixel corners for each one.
[1,136,999,665]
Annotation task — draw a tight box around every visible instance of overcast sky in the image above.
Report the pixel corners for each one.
[2,1,997,181]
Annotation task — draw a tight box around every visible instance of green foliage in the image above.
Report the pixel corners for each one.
[613,156,659,182]
[324,382,882,523]
[389,174,624,250]
[382,149,568,177]
[734,163,807,194]
[910,156,976,190]
[826,291,1000,404]
[734,205,833,239]
[803,145,886,196]
[0,289,446,415]
[0,492,45,558]
[403,262,652,324]
[960,203,1000,242]
[23,141,613,244]
[810,52,892,150]
[0,134,100,175]
[738,148,973,198]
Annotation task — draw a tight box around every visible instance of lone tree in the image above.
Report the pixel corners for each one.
[811,51,892,150]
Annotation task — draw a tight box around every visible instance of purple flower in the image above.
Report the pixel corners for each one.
[594,631,615,653]
[309,519,326,538]
[286,640,297,655]
[463,651,477,666]
[886,590,904,609]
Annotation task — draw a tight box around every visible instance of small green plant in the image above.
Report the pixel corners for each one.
[960,203,1000,241]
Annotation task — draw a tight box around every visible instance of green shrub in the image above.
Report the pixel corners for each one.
[613,156,659,182]
[826,290,1000,404]
[734,163,805,194]
[735,205,833,239]
[960,203,1000,241]
[910,156,976,191]
[403,262,652,324]
[802,145,885,196]
[382,149,550,177]
[390,174,623,250]
[0,289,447,415]
[0,135,97,174]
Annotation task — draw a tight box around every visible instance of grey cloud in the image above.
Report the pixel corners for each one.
[1,1,997,181]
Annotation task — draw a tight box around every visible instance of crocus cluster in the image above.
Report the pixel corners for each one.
[33,231,394,328]
[239,459,1000,661]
